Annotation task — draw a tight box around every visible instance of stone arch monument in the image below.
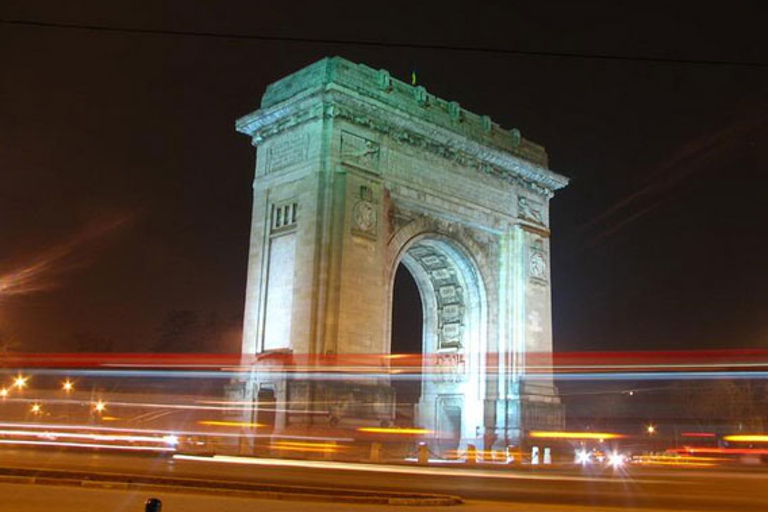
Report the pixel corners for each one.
[236,57,568,452]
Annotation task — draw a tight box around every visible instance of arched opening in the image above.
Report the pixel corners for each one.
[390,263,423,425]
[390,264,423,355]
[388,234,487,454]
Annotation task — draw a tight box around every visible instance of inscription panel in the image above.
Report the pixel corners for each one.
[267,133,309,173]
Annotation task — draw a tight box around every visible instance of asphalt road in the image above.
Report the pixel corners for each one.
[1,448,767,511]
[0,483,684,512]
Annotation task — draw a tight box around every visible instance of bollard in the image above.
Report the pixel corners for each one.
[543,447,552,465]
[145,498,162,512]
[465,443,477,464]
[531,445,540,465]
[417,442,429,465]
[370,441,382,463]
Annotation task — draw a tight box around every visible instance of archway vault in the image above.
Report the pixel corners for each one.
[387,229,488,450]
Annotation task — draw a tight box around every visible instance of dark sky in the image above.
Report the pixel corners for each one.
[1,1,766,354]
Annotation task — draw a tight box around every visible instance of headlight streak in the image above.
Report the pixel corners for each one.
[271,440,346,454]
[723,435,768,443]
[356,427,433,435]
[6,367,768,382]
[631,454,721,467]
[671,446,768,455]
[3,353,767,468]
[0,421,353,442]
[0,396,278,412]
[0,428,174,444]
[531,431,626,440]
[172,454,678,484]
[0,439,175,452]
[197,420,263,428]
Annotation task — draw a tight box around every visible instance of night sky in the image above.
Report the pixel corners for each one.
[1,2,766,354]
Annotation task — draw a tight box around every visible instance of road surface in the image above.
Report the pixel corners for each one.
[1,448,766,511]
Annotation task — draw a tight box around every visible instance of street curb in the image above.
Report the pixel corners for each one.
[0,468,463,506]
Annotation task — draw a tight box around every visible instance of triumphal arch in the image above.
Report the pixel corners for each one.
[236,57,568,452]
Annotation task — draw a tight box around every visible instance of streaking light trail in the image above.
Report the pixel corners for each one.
[357,427,433,435]
[0,439,174,452]
[723,435,768,443]
[173,455,677,484]
[0,214,136,298]
[530,431,626,440]
[197,420,262,428]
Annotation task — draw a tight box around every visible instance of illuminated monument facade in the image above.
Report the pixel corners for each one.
[236,57,568,451]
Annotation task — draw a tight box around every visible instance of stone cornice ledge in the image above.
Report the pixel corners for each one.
[236,86,570,197]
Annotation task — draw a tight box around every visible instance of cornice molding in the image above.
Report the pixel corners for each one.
[236,86,569,198]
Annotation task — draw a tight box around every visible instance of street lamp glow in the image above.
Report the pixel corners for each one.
[0,388,8,398]
[646,425,656,435]
[62,380,74,392]
[30,403,42,414]
[94,401,106,413]
[13,375,27,389]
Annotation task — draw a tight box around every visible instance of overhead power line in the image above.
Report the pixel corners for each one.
[2,17,767,69]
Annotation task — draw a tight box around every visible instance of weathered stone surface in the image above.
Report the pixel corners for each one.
[237,57,568,451]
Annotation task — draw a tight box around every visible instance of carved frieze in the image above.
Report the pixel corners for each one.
[518,196,544,224]
[341,131,380,173]
[435,352,466,384]
[245,95,562,197]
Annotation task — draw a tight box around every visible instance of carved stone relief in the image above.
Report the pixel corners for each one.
[435,352,466,384]
[518,196,544,224]
[408,245,465,351]
[529,238,548,284]
[351,185,378,240]
[341,131,380,173]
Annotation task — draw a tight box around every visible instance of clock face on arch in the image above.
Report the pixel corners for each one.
[353,200,376,233]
